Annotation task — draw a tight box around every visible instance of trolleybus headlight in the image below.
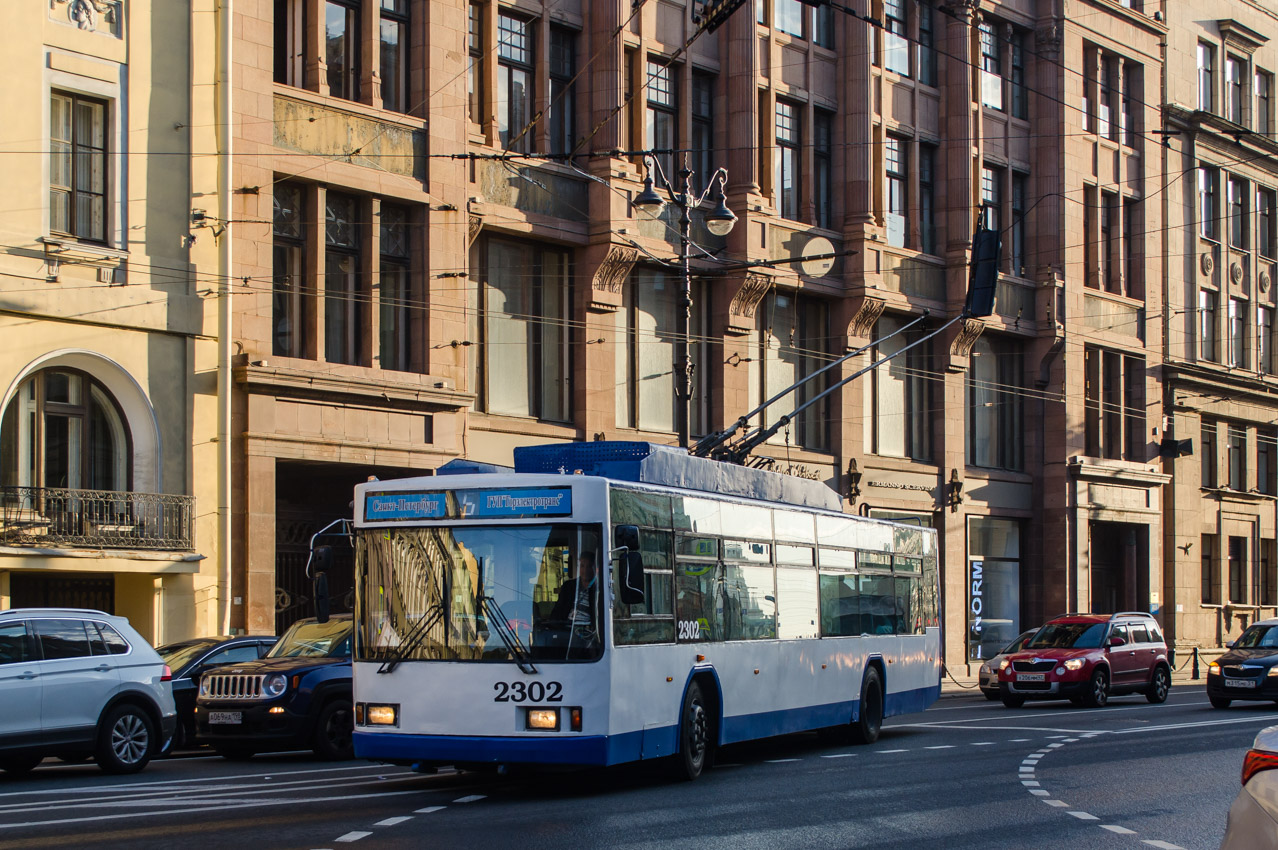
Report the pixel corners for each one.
[262,674,288,698]
[526,709,559,731]
[367,704,399,726]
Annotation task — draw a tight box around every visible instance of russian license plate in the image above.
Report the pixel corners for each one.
[1225,678,1258,689]
[209,711,242,724]
[1016,673,1045,682]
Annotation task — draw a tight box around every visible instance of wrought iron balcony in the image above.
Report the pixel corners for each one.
[0,486,194,551]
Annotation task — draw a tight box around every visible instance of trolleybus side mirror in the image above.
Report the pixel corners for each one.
[613,525,646,605]
[312,544,333,624]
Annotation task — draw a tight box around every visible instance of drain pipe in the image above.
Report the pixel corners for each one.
[217,0,234,636]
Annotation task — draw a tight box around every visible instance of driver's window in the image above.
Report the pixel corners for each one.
[203,645,263,668]
[1110,624,1129,644]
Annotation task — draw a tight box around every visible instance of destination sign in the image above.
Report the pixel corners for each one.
[364,487,573,522]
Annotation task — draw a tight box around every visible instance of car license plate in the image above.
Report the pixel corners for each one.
[1016,673,1045,682]
[209,711,242,724]
[1225,678,1258,689]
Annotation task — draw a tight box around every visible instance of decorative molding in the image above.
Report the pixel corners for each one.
[467,214,483,247]
[845,296,887,343]
[948,316,986,372]
[944,0,981,23]
[51,0,121,36]
[1201,253,1214,277]
[1034,24,1063,60]
[1260,271,1271,293]
[592,245,637,296]
[1230,262,1244,285]
[725,272,773,335]
[1218,19,1268,55]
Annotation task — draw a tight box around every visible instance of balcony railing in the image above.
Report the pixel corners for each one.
[0,486,194,551]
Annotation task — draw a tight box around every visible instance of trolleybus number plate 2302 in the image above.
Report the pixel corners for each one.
[493,681,564,703]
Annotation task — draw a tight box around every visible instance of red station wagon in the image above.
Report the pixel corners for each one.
[996,612,1171,708]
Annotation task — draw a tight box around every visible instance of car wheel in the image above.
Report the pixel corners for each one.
[1145,666,1170,704]
[1084,669,1109,708]
[169,721,189,753]
[214,746,256,761]
[1001,693,1025,708]
[313,699,355,761]
[852,668,885,745]
[675,681,711,780]
[96,705,157,775]
[0,755,43,776]
[1210,696,1232,710]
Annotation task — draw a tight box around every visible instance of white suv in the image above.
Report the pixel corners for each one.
[0,608,177,775]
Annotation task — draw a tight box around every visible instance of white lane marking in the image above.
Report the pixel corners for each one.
[1140,841,1186,849]
[879,749,908,754]
[0,763,392,801]
[970,742,995,746]
[1021,780,1040,787]
[1102,825,1138,835]
[1009,738,1030,742]
[1068,812,1099,821]
[911,697,1209,725]
[900,724,1096,734]
[1112,716,1278,735]
[1029,790,1049,796]
[374,817,413,827]
[453,795,486,804]
[1046,735,1069,739]
[414,806,446,814]
[820,753,855,759]
[1048,743,1064,748]
[925,745,955,750]
[765,758,800,763]
[1063,738,1079,742]
[1043,800,1069,808]
[335,832,372,843]
[0,789,427,831]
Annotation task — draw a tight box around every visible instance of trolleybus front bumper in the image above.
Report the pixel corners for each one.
[356,731,611,767]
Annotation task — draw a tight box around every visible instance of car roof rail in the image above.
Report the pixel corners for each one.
[1113,611,1156,619]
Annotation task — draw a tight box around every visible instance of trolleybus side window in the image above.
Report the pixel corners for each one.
[819,568,861,636]
[676,536,721,641]
[723,562,776,640]
[777,565,819,639]
[610,488,677,646]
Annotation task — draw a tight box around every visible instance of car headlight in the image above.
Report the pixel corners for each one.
[1063,659,1085,671]
[1209,661,1221,675]
[998,658,1010,671]
[1267,667,1278,678]
[199,678,210,697]
[262,673,288,698]
[979,663,990,675]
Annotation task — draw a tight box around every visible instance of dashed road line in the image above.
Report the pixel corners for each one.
[879,749,908,753]
[765,758,801,763]
[1101,825,1137,835]
[374,816,413,827]
[925,745,955,750]
[415,806,446,814]
[1140,842,1186,849]
[334,832,372,843]
[454,795,487,804]
[1068,811,1099,821]
[820,753,856,758]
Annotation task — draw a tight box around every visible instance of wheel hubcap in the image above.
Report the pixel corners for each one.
[327,709,352,750]
[688,701,707,764]
[111,715,148,764]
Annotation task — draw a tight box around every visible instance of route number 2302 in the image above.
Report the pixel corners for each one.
[493,681,563,703]
[678,620,703,640]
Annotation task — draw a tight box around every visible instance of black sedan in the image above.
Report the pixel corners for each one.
[1208,618,1278,708]
[158,636,277,748]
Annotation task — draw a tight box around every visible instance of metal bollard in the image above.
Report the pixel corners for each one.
[1192,646,1200,680]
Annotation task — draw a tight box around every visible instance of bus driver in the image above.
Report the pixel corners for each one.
[550,552,600,642]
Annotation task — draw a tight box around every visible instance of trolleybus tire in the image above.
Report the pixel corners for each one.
[676,682,711,781]
[850,668,884,745]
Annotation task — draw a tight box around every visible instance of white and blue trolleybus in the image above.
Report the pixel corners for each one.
[351,441,940,779]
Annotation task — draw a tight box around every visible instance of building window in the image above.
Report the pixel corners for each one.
[1199,42,1215,112]
[1124,198,1140,297]
[616,271,708,435]
[775,0,805,38]
[274,0,304,86]
[468,3,483,124]
[647,59,678,184]
[1010,33,1027,119]
[814,109,833,230]
[980,165,1001,231]
[885,136,907,248]
[1258,70,1273,135]
[1229,175,1249,248]
[379,204,414,372]
[920,144,936,254]
[1084,346,1144,461]
[324,193,365,366]
[549,27,577,157]
[497,12,533,153]
[1230,298,1249,370]
[868,314,931,461]
[1259,187,1276,258]
[1199,166,1218,239]
[917,1,936,86]
[474,238,571,421]
[1010,173,1027,277]
[691,72,715,193]
[1202,534,1220,604]
[967,336,1023,471]
[1098,58,1114,140]
[979,21,1003,111]
[272,183,308,360]
[1228,424,1246,490]
[883,0,909,76]
[775,100,800,221]
[753,293,829,451]
[1260,431,1277,495]
[0,369,130,492]
[1226,55,1245,124]
[1200,289,1219,362]
[1259,305,1274,375]
[813,2,834,49]
[325,0,361,102]
[380,0,409,113]
[1100,192,1117,292]
[50,92,108,243]
[1202,421,1218,488]
[1229,536,1248,604]
[1262,540,1277,606]
[1121,62,1137,146]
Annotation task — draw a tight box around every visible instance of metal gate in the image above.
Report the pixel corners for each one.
[275,510,354,635]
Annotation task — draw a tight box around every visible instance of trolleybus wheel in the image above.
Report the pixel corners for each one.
[676,682,711,781]
[851,668,884,745]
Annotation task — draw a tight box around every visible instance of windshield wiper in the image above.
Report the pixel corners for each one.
[376,603,445,674]
[480,595,537,675]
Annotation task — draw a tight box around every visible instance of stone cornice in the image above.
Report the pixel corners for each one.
[234,361,474,411]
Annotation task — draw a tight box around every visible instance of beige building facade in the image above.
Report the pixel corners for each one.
[0,0,207,643]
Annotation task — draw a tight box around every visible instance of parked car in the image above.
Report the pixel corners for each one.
[1207,618,1278,708]
[1220,724,1278,848]
[0,608,176,776]
[194,615,352,760]
[978,629,1039,700]
[996,612,1171,708]
[157,635,277,749]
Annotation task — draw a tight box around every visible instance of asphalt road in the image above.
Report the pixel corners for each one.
[0,687,1273,849]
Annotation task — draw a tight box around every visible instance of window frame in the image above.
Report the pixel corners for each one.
[1199,41,1216,113]
[272,182,309,360]
[49,91,109,244]
[323,192,366,367]
[548,26,578,158]
[774,99,801,221]
[497,11,534,153]
[324,0,362,102]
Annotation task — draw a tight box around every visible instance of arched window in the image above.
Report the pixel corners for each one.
[0,369,131,492]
